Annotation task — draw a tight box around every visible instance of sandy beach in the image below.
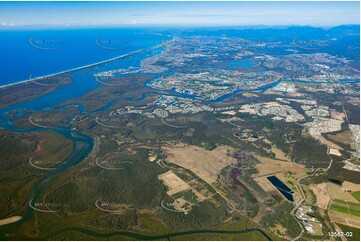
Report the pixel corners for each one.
[0,216,22,226]
[0,45,160,90]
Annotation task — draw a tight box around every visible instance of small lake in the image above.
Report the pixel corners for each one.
[267,176,295,202]
[228,61,255,69]
[328,178,343,186]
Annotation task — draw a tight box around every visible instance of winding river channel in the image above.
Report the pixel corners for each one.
[1,36,359,239]
[0,48,145,239]
[0,45,276,240]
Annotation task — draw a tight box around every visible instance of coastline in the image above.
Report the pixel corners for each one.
[0,45,160,90]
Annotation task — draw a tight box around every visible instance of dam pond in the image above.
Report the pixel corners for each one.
[266,176,295,202]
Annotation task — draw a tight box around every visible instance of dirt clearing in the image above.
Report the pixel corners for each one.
[162,144,237,184]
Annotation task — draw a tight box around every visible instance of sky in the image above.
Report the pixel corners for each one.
[0,1,359,27]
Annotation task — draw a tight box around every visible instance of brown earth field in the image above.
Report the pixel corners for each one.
[342,181,360,192]
[162,144,237,185]
[252,155,306,181]
[329,210,360,228]
[327,130,354,149]
[326,183,359,203]
[309,183,331,209]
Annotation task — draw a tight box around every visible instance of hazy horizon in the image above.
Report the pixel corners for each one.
[0,1,359,28]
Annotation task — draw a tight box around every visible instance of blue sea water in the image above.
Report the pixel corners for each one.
[0,44,162,115]
[0,28,163,86]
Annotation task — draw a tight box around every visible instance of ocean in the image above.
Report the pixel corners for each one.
[0,28,163,86]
